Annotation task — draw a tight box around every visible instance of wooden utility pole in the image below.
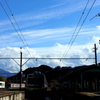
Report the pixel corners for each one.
[94,44,97,65]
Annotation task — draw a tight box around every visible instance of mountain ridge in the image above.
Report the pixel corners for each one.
[0,68,17,78]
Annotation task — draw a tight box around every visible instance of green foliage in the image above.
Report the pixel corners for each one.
[0,76,6,82]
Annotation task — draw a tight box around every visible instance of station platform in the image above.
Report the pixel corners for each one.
[0,90,25,100]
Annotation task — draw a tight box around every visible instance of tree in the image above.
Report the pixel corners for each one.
[0,76,6,82]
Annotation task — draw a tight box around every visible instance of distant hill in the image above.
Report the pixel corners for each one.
[20,64,53,78]
[7,64,72,83]
[7,64,100,84]
[0,69,17,78]
[7,64,53,83]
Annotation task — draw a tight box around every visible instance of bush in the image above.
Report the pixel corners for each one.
[0,76,6,82]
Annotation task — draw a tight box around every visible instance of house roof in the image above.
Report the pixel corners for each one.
[60,65,100,82]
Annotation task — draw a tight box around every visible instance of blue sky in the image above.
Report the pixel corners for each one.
[0,0,100,72]
[0,0,99,47]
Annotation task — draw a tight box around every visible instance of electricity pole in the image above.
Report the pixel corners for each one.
[12,47,30,90]
[20,47,22,90]
[94,44,97,65]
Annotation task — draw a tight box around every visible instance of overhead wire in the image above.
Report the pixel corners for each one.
[0,3,13,47]
[5,0,38,65]
[4,0,28,47]
[0,36,11,47]
[61,0,96,61]
[0,2,26,47]
[0,1,38,65]
[61,0,90,61]
[1,0,97,66]
[87,11,100,62]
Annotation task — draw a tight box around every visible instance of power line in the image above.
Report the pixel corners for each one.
[0,35,11,47]
[0,2,38,66]
[0,2,26,47]
[0,57,95,59]
[61,0,96,61]
[61,0,90,61]
[3,1,38,64]
[4,0,28,47]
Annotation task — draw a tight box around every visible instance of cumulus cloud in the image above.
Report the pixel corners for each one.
[0,0,100,73]
[0,25,99,73]
[0,35,99,73]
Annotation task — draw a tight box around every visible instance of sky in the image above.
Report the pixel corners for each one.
[0,0,100,73]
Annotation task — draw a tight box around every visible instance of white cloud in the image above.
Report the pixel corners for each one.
[0,25,99,48]
[0,0,100,73]
[0,35,99,73]
[0,27,74,47]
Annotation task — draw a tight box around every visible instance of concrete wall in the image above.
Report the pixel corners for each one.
[0,91,25,100]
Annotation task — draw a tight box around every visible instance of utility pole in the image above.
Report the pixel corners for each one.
[94,44,97,65]
[20,47,22,90]
[12,47,30,90]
